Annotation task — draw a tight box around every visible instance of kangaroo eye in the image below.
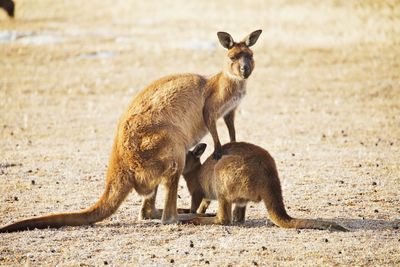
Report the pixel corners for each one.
[229,56,236,61]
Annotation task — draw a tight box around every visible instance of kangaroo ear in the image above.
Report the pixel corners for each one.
[192,143,207,158]
[243,29,262,47]
[217,31,234,49]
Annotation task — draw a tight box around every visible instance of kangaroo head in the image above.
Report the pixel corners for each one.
[217,29,262,80]
[183,143,207,176]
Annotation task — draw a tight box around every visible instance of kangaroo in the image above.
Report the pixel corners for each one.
[0,30,262,233]
[181,142,348,231]
[0,0,14,17]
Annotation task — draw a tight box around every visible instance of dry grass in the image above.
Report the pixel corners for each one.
[1,0,399,266]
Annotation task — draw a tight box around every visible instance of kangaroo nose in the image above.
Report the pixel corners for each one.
[240,65,250,78]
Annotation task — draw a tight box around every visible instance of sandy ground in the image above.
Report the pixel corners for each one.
[0,0,399,266]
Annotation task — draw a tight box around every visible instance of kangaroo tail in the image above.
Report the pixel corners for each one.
[0,169,132,233]
[263,171,348,232]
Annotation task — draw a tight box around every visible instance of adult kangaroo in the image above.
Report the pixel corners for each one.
[181,143,348,231]
[0,30,262,232]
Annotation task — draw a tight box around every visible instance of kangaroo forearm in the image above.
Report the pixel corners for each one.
[224,110,236,142]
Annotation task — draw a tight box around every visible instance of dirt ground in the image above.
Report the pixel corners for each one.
[0,0,399,266]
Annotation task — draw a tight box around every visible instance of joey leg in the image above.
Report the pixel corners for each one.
[197,200,211,214]
[216,197,232,225]
[232,205,246,223]
[190,192,204,213]
[181,198,231,225]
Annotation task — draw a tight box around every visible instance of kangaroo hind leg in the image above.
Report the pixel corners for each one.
[138,186,162,220]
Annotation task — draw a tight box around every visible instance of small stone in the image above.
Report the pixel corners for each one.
[170,259,174,264]
[14,196,18,201]
[372,182,377,186]
[103,261,108,265]
[291,153,295,156]
[205,260,210,264]
[50,249,56,253]
[338,251,342,254]
[324,238,328,243]
[376,164,379,167]
[151,254,156,258]
[358,164,362,167]
[189,241,194,248]
[27,169,33,173]
[374,209,379,213]
[31,180,35,185]
[211,246,216,250]
[261,246,267,251]
[390,142,394,146]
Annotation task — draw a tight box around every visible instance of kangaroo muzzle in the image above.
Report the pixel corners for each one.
[240,65,251,79]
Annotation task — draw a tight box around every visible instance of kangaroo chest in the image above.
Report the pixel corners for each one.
[218,85,246,117]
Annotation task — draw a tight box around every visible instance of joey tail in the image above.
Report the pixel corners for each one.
[264,174,348,232]
[0,169,132,233]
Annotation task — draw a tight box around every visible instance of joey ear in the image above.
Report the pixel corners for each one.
[192,143,207,158]
[217,31,234,49]
[243,29,262,47]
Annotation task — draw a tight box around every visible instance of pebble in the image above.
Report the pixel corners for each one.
[372,182,377,186]
[170,259,174,263]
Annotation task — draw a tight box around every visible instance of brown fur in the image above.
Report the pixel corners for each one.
[0,30,262,233]
[182,142,348,231]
